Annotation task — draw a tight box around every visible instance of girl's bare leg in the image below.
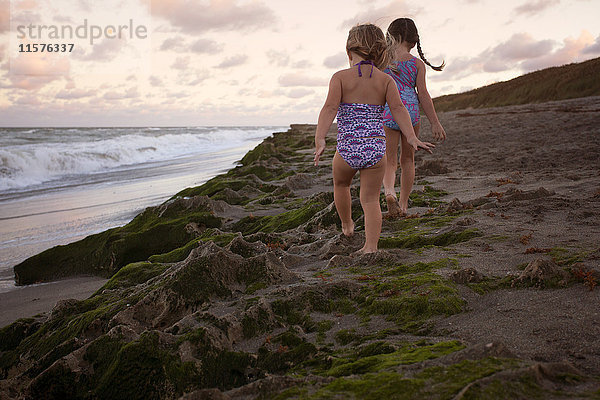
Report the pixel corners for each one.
[398,122,420,213]
[383,126,400,196]
[358,155,387,253]
[332,151,357,236]
[382,127,403,216]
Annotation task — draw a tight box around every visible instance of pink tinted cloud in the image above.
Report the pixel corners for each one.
[323,52,347,68]
[150,0,276,33]
[216,54,247,69]
[160,37,223,54]
[582,34,600,55]
[8,52,70,90]
[103,87,139,100]
[56,88,95,99]
[340,0,416,29]
[513,0,560,16]
[521,31,598,70]
[73,39,126,62]
[0,0,9,33]
[438,31,598,80]
[278,72,328,87]
[190,38,222,54]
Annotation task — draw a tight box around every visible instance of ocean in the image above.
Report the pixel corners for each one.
[0,126,286,292]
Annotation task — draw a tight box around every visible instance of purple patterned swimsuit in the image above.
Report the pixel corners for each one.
[336,102,386,170]
[383,57,420,129]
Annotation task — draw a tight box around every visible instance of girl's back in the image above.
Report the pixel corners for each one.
[387,57,418,90]
[335,64,390,106]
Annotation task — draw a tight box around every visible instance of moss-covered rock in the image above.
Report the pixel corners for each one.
[14,203,221,285]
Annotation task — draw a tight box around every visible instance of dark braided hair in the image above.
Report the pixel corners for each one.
[387,18,444,71]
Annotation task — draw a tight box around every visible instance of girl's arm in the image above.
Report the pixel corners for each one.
[385,77,434,153]
[415,60,446,141]
[314,73,342,166]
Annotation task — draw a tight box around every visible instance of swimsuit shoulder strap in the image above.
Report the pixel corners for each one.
[354,60,374,78]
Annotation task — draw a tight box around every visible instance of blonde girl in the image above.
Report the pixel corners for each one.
[314,24,434,254]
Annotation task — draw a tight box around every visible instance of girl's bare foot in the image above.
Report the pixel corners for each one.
[352,247,378,256]
[386,194,406,218]
[341,220,355,237]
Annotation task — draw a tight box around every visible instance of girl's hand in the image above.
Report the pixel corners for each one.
[314,138,326,166]
[432,123,446,141]
[408,137,435,154]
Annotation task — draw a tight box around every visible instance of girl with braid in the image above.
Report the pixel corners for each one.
[382,18,447,217]
[314,24,434,254]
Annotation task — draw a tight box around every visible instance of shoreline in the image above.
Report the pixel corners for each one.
[0,276,108,327]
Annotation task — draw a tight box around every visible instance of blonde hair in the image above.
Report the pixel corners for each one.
[346,24,391,71]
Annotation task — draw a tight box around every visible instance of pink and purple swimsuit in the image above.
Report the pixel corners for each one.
[336,102,386,169]
[336,60,386,170]
[383,57,420,129]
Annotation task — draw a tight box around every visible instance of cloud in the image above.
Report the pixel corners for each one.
[513,0,560,16]
[150,0,276,34]
[72,38,126,62]
[149,75,164,86]
[292,60,312,68]
[8,52,70,90]
[190,38,223,54]
[171,56,190,70]
[284,88,314,99]
[340,0,415,29]
[266,50,289,67]
[521,31,597,71]
[103,87,139,100]
[583,34,600,55]
[480,33,554,72]
[324,52,347,68]
[178,70,211,86]
[56,88,95,99]
[14,93,42,106]
[436,31,598,82]
[278,72,328,87]
[160,37,223,54]
[160,37,187,52]
[0,0,9,33]
[216,54,247,69]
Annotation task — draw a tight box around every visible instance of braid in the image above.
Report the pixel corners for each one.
[416,40,445,71]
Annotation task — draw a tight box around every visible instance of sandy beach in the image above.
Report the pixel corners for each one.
[0,277,107,327]
[1,96,599,399]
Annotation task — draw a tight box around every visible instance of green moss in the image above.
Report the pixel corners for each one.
[326,341,464,377]
[409,185,449,207]
[0,317,39,351]
[316,320,334,343]
[467,276,514,294]
[241,307,271,338]
[379,229,480,250]
[94,331,197,399]
[305,357,524,399]
[100,262,169,291]
[245,281,268,294]
[359,272,464,334]
[257,331,318,374]
[28,363,82,400]
[384,258,459,276]
[550,247,593,266]
[14,206,221,285]
[416,358,521,399]
[232,194,333,235]
[330,298,357,314]
[334,329,362,346]
[148,239,199,263]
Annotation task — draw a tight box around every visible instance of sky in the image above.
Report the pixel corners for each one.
[0,0,599,127]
